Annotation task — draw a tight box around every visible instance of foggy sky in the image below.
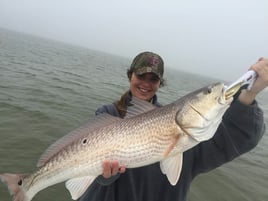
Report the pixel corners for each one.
[1,0,268,80]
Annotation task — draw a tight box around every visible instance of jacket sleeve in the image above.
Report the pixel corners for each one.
[94,103,121,185]
[190,99,265,177]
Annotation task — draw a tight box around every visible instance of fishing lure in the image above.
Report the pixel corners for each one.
[225,70,257,99]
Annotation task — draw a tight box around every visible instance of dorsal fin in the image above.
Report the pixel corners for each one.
[37,114,121,167]
[125,97,156,118]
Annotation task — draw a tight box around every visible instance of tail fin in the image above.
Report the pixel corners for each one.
[0,173,29,201]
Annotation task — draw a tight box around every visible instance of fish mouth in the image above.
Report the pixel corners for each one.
[224,82,243,100]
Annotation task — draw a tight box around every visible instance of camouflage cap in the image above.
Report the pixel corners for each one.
[130,52,164,79]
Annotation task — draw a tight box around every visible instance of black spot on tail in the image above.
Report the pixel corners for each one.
[18,179,22,186]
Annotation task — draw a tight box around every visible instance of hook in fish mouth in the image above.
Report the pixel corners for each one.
[224,81,243,100]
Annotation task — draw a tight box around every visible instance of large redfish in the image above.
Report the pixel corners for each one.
[0,82,237,201]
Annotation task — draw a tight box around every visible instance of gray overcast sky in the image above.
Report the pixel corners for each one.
[0,0,268,80]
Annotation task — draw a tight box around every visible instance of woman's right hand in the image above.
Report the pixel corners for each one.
[102,160,126,178]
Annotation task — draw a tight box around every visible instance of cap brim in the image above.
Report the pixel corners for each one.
[134,66,162,78]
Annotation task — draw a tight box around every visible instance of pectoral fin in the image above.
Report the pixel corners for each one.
[65,176,96,200]
[160,153,183,185]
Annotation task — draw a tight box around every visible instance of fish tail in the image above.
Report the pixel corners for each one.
[0,173,30,201]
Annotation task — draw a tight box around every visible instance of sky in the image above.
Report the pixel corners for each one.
[0,0,268,80]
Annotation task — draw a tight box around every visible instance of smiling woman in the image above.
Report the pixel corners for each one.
[127,52,164,101]
[111,52,165,117]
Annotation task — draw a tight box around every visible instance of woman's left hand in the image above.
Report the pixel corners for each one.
[102,160,126,179]
[238,57,268,105]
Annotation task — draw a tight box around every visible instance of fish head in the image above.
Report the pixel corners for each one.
[175,82,237,142]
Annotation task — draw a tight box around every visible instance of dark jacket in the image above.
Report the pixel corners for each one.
[79,92,265,201]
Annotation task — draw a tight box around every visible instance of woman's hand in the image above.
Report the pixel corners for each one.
[102,160,126,178]
[238,57,268,105]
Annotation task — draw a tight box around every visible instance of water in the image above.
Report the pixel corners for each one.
[0,28,267,201]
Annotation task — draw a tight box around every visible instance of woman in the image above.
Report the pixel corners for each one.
[79,52,268,201]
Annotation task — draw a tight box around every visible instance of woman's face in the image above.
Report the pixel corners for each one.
[130,73,161,101]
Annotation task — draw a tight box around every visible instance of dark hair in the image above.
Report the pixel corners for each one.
[114,91,129,118]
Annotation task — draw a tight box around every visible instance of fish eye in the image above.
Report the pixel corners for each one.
[205,87,212,94]
[82,138,88,144]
